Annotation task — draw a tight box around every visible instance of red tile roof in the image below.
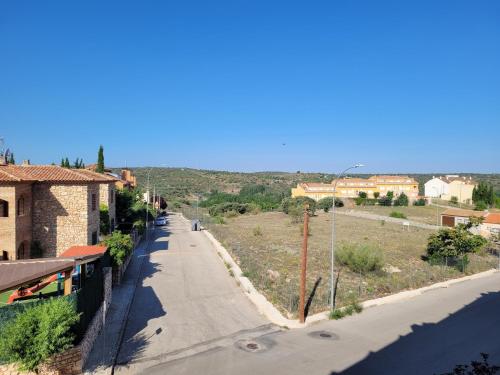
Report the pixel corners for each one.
[59,245,108,258]
[484,213,500,225]
[441,208,486,218]
[0,165,117,183]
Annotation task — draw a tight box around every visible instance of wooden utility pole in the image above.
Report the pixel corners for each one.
[299,204,309,323]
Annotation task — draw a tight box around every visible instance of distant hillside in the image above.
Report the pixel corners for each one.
[119,168,500,201]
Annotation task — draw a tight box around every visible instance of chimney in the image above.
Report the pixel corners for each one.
[22,160,30,166]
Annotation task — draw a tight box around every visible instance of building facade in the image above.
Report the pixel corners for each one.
[0,164,116,260]
[291,175,419,201]
[424,175,476,204]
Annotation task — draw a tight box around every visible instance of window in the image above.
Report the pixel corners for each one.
[0,199,8,217]
[17,196,25,216]
[91,194,97,211]
[91,231,98,245]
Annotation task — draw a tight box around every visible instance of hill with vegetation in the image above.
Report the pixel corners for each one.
[120,168,500,201]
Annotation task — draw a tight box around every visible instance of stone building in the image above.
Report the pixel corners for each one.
[0,164,116,260]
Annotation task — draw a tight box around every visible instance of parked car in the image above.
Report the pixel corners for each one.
[155,217,167,226]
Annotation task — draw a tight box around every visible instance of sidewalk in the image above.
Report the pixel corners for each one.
[83,231,153,375]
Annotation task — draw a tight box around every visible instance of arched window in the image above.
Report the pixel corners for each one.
[0,199,8,217]
[17,196,25,216]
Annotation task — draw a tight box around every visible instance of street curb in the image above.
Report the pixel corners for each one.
[187,214,498,328]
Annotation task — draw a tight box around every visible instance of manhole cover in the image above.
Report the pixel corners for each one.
[235,339,267,353]
[308,331,339,340]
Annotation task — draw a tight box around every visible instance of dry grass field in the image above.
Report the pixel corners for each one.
[201,210,498,318]
[340,205,448,225]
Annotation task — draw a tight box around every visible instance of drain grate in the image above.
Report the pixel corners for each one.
[308,331,339,340]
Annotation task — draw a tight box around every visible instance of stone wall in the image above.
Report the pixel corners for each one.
[0,347,81,375]
[86,184,100,245]
[99,183,116,231]
[0,185,16,260]
[15,183,33,259]
[33,184,92,257]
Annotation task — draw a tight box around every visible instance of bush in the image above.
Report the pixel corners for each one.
[281,197,316,216]
[132,219,145,235]
[358,191,367,199]
[214,216,226,224]
[354,197,366,206]
[253,226,263,236]
[389,211,407,219]
[0,297,79,371]
[450,196,459,205]
[378,196,392,206]
[335,243,384,274]
[373,192,380,199]
[99,204,110,235]
[208,202,248,217]
[317,197,333,212]
[393,192,409,207]
[474,201,488,211]
[104,231,133,266]
[413,198,426,206]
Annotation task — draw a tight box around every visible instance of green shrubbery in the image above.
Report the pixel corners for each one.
[389,211,407,219]
[104,231,133,266]
[413,198,426,206]
[427,224,487,272]
[317,197,343,212]
[99,204,110,235]
[0,297,79,371]
[335,243,384,274]
[208,202,249,217]
[393,192,409,206]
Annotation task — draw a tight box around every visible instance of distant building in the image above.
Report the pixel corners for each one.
[424,175,476,204]
[291,175,419,201]
[116,169,137,190]
[0,163,116,260]
[440,208,500,238]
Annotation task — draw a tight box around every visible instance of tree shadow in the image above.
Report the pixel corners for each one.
[331,291,500,375]
[304,277,322,318]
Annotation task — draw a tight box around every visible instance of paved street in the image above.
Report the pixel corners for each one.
[143,271,500,375]
[114,213,272,374]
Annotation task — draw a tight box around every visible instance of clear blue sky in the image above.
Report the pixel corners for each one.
[1,1,499,173]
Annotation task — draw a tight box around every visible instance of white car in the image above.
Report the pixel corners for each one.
[155,217,167,226]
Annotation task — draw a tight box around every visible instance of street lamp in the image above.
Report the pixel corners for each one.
[330,163,364,312]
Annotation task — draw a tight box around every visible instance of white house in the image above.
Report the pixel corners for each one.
[424,176,450,198]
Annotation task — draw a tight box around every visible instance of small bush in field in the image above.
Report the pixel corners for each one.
[389,211,407,219]
[253,226,263,236]
[335,243,384,274]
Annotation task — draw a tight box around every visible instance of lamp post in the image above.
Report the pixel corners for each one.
[145,168,153,240]
[330,163,364,312]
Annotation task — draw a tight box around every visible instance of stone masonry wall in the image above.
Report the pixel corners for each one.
[87,184,100,245]
[33,184,91,257]
[0,185,16,260]
[15,183,33,259]
[99,183,116,231]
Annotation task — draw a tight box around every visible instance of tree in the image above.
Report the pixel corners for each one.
[96,145,105,173]
[378,195,392,206]
[358,191,367,199]
[472,182,495,207]
[373,192,380,199]
[393,192,409,206]
[8,153,14,164]
[63,157,70,168]
[100,204,110,235]
[104,231,133,265]
[386,191,394,199]
[474,201,488,211]
[450,196,459,205]
[73,158,84,169]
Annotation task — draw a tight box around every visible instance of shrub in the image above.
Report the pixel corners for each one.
[335,243,384,274]
[393,192,409,207]
[104,231,133,266]
[318,197,333,212]
[358,191,367,199]
[474,201,488,211]
[281,197,316,216]
[413,198,426,206]
[132,219,145,235]
[0,297,79,371]
[214,216,226,224]
[209,202,248,217]
[373,192,380,199]
[378,196,392,206]
[99,204,110,235]
[450,196,459,205]
[354,197,366,206]
[389,211,407,219]
[253,226,263,236]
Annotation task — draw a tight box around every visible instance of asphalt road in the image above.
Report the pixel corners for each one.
[114,213,271,374]
[143,271,500,375]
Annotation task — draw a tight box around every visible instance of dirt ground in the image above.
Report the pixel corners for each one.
[205,211,498,317]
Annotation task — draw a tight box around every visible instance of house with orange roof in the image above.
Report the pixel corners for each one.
[0,161,117,260]
[440,208,500,238]
[291,175,418,201]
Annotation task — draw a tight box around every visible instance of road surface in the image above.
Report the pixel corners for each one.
[142,271,500,375]
[114,213,272,374]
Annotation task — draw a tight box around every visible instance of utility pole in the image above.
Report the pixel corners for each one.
[299,204,309,324]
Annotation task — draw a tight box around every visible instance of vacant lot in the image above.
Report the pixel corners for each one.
[202,211,497,318]
[339,205,447,225]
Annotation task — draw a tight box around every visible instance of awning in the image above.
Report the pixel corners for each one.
[0,258,75,293]
[59,245,108,264]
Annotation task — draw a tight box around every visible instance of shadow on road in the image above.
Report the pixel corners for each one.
[331,291,500,375]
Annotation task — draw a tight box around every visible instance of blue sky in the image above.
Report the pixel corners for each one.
[1,1,499,173]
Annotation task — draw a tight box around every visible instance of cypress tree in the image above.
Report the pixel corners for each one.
[61,158,65,167]
[8,153,14,164]
[97,145,104,173]
[64,157,70,168]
